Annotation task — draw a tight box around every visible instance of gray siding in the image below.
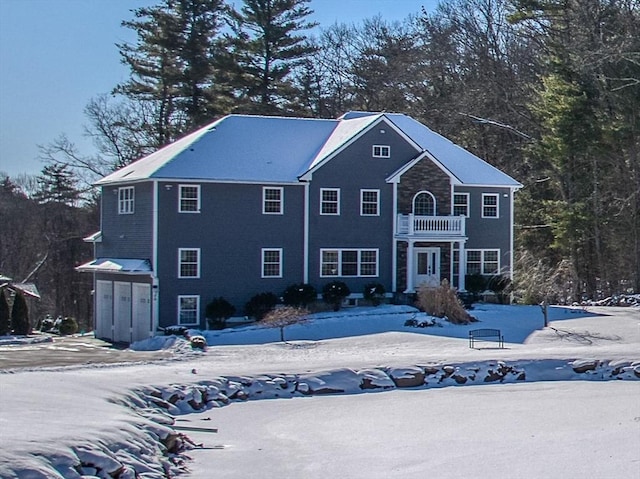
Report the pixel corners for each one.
[456,185,513,272]
[307,120,419,295]
[156,181,305,327]
[97,182,154,260]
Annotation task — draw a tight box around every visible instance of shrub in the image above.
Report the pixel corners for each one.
[245,292,279,320]
[487,275,512,304]
[417,279,472,325]
[58,317,79,335]
[262,306,309,342]
[282,283,317,307]
[363,282,386,306]
[11,291,30,335]
[465,274,487,301]
[322,281,350,311]
[0,290,10,336]
[205,297,236,330]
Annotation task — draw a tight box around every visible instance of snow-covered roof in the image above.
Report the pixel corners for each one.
[76,258,152,275]
[96,112,520,187]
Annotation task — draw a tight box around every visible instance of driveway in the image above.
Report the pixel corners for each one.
[0,334,174,370]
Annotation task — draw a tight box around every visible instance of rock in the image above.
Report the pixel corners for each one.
[358,369,395,390]
[572,359,599,374]
[452,373,468,384]
[388,367,425,388]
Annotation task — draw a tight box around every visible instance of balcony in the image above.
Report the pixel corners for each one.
[396,214,466,239]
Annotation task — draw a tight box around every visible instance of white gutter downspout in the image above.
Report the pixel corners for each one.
[151,180,160,337]
[509,187,516,283]
[391,180,398,293]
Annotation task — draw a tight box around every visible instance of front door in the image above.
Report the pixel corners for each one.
[415,247,440,287]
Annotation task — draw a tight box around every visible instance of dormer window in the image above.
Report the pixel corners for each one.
[372,145,390,158]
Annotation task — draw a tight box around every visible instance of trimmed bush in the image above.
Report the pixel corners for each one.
[322,281,351,311]
[205,297,236,330]
[417,279,472,325]
[363,282,386,306]
[58,317,79,335]
[11,291,30,335]
[245,292,279,320]
[0,290,10,336]
[487,274,512,304]
[282,283,317,307]
[465,273,487,301]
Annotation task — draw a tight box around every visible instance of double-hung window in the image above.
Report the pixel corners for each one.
[482,193,499,218]
[320,249,378,277]
[261,248,282,278]
[118,186,134,214]
[263,187,283,214]
[320,188,340,215]
[466,249,500,275]
[453,193,469,217]
[372,145,390,158]
[178,248,200,278]
[360,189,380,216]
[178,295,199,325]
[179,185,200,213]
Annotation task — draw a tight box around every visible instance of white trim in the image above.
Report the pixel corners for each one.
[386,150,462,185]
[118,186,135,214]
[178,184,201,213]
[360,189,380,216]
[178,248,201,278]
[320,248,379,277]
[466,249,500,275]
[152,181,159,336]
[392,183,398,293]
[482,193,500,218]
[509,189,515,281]
[261,248,283,278]
[372,145,390,158]
[412,191,437,216]
[262,186,284,215]
[177,295,200,325]
[320,188,340,215]
[453,192,470,217]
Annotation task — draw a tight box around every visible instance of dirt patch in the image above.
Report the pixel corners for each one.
[0,334,173,370]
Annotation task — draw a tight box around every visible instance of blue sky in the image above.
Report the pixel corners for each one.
[0,0,438,178]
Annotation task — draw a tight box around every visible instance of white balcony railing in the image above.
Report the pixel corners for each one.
[397,214,466,237]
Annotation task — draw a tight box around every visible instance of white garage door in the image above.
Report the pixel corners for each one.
[113,281,132,343]
[95,280,113,341]
[132,283,151,343]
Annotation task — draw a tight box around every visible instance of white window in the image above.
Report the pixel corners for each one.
[179,185,200,213]
[263,187,283,214]
[320,249,379,277]
[372,145,390,158]
[320,188,340,215]
[178,248,200,278]
[482,193,499,218]
[360,189,380,216]
[413,191,436,216]
[466,249,500,275]
[453,193,469,217]
[118,186,134,214]
[262,248,282,278]
[178,295,199,325]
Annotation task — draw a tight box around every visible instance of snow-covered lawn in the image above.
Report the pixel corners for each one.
[0,304,638,478]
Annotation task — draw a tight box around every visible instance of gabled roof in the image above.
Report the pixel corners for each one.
[96,112,520,188]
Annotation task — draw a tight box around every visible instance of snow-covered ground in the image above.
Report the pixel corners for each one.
[0,304,638,478]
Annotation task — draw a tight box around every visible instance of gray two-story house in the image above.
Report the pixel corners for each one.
[78,112,521,343]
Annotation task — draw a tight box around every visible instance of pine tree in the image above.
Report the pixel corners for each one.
[33,164,79,206]
[11,291,30,336]
[224,0,317,114]
[0,289,10,336]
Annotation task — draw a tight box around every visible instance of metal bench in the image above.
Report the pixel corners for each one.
[469,328,504,348]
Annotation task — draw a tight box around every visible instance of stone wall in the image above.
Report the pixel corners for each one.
[397,158,451,215]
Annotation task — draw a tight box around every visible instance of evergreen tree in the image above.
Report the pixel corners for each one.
[33,164,79,206]
[0,289,10,336]
[11,291,30,336]
[224,0,317,114]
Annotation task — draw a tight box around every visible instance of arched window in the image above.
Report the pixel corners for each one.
[413,191,436,216]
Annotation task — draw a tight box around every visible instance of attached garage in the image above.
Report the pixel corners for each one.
[77,258,154,344]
